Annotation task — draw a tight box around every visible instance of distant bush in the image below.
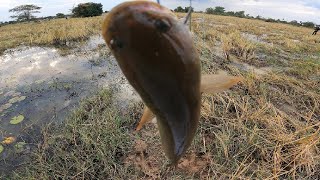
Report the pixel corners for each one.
[56,13,65,18]
[174,6,193,13]
[205,7,214,14]
[174,6,184,12]
[265,18,277,23]
[302,22,315,28]
[72,2,103,17]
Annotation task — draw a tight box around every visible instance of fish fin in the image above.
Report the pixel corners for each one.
[183,4,192,31]
[183,8,192,25]
[201,71,242,94]
[135,106,155,131]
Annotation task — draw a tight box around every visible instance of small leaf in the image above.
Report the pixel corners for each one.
[15,142,26,153]
[2,137,16,145]
[9,96,26,104]
[0,145,3,154]
[0,103,12,113]
[10,115,25,125]
[35,80,44,84]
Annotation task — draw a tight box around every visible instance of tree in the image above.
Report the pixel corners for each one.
[265,18,276,23]
[174,6,184,12]
[289,20,300,26]
[184,7,194,13]
[56,13,65,18]
[302,21,315,28]
[226,11,235,16]
[234,11,245,18]
[213,6,225,15]
[206,7,214,14]
[72,2,103,17]
[9,4,41,21]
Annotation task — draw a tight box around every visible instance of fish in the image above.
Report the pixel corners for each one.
[102,0,241,164]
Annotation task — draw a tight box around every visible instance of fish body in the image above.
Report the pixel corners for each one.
[103,1,201,163]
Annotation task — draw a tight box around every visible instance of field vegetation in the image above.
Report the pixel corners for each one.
[1,13,319,179]
[0,16,103,54]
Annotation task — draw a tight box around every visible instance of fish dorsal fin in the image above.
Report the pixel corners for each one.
[201,71,242,94]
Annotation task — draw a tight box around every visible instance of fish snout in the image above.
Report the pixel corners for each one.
[102,1,176,49]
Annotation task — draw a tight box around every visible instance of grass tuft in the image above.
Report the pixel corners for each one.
[13,89,134,179]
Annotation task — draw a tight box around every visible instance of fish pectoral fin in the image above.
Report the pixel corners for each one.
[201,72,242,94]
[135,105,155,131]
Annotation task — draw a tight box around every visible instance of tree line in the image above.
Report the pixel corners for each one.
[1,2,103,25]
[174,6,317,28]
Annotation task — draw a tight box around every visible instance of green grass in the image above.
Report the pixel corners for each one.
[13,89,134,179]
[287,58,320,79]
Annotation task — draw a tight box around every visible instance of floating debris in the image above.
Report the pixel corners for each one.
[10,115,25,125]
[0,103,13,113]
[8,96,26,104]
[14,142,26,153]
[0,144,3,154]
[2,137,16,145]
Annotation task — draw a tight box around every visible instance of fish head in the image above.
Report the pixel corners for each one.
[103,1,176,50]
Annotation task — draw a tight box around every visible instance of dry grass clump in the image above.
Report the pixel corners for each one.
[0,16,103,54]
[220,31,257,61]
[198,72,320,179]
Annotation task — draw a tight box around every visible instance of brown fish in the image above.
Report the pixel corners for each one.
[102,1,241,163]
[103,0,200,163]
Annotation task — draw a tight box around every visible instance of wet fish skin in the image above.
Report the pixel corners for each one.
[102,1,201,163]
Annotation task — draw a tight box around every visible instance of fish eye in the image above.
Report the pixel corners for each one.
[154,19,170,33]
[110,38,124,50]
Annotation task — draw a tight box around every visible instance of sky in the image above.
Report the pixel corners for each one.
[0,0,319,24]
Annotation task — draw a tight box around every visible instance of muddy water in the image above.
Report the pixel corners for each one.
[0,36,140,174]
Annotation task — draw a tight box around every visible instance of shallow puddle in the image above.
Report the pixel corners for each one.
[0,35,140,174]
